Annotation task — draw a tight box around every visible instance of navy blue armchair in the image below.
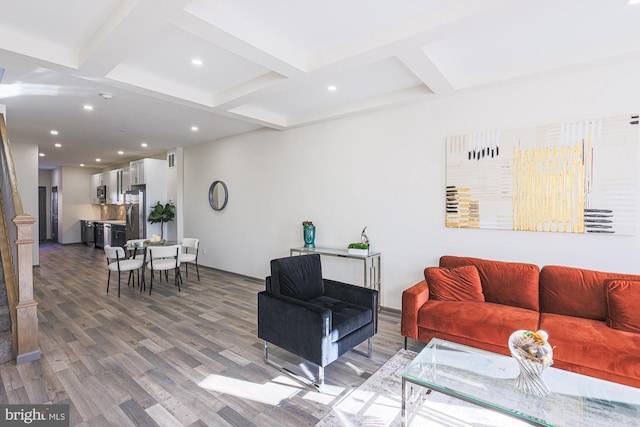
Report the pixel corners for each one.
[257,254,378,389]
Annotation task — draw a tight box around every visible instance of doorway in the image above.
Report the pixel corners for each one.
[51,186,58,243]
[38,186,47,240]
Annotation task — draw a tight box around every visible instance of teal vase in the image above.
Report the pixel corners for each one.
[303,225,316,248]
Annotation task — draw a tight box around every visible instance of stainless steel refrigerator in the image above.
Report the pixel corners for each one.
[125,187,145,241]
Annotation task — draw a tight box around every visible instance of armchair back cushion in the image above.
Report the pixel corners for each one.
[439,256,539,311]
[270,254,324,301]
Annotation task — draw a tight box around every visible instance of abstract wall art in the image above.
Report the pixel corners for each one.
[445,114,640,235]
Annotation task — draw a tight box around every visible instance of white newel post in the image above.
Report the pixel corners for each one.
[13,213,40,364]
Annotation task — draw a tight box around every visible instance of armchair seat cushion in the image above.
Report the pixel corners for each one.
[309,296,372,342]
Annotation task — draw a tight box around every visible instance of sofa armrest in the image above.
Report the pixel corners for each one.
[401,280,430,339]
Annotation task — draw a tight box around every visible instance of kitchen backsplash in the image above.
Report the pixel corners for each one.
[100,204,126,221]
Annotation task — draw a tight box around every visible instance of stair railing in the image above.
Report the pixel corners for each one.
[0,113,39,363]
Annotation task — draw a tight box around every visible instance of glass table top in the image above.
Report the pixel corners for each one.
[402,338,640,426]
[290,246,380,258]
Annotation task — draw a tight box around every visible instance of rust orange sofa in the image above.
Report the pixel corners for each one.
[401,255,640,388]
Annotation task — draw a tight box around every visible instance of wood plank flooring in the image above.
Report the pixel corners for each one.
[0,242,423,426]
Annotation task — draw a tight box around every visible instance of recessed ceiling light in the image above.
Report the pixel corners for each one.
[39,153,45,157]
[191,59,203,66]
[96,158,101,162]
[50,130,59,135]
[54,143,61,148]
[83,104,94,111]
[80,163,85,167]
[328,85,337,92]
[118,151,124,155]
[626,0,640,5]
[141,142,148,148]
[191,126,199,132]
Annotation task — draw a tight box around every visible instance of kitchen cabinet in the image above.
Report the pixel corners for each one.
[121,168,130,195]
[89,158,166,206]
[130,160,145,185]
[107,170,118,203]
[90,168,131,204]
[95,223,105,249]
[129,158,165,186]
[111,225,126,248]
[90,173,105,204]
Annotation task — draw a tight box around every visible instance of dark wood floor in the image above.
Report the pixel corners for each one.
[0,242,422,426]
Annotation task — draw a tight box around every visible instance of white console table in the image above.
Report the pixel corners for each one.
[289,247,381,303]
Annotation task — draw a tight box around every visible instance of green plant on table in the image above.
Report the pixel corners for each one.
[348,242,369,250]
[147,201,175,240]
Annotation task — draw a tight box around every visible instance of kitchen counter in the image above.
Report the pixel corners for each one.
[82,219,126,225]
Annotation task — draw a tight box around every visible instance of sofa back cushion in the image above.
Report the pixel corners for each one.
[270,254,324,301]
[540,265,640,320]
[424,265,485,302]
[606,280,640,333]
[439,256,539,311]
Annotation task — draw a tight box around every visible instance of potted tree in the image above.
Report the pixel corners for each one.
[147,201,175,241]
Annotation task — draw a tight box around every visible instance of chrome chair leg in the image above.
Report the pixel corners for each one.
[352,337,373,358]
[263,341,324,391]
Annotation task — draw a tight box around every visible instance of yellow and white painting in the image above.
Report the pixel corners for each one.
[445,114,640,235]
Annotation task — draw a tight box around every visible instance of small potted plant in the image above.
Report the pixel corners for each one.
[347,242,369,256]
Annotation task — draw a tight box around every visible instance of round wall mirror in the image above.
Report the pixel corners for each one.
[209,180,228,211]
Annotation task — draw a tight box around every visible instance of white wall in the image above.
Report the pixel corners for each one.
[59,167,101,243]
[166,148,183,242]
[184,54,640,310]
[11,142,39,265]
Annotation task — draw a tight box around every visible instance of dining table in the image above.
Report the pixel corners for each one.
[123,240,182,292]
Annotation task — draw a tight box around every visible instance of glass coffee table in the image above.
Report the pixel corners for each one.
[402,338,640,426]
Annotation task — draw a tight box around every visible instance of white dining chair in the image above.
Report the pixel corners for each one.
[104,245,144,297]
[179,238,200,280]
[147,244,182,295]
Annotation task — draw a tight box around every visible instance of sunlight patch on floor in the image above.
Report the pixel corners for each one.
[198,374,301,405]
[302,382,345,404]
[345,361,365,376]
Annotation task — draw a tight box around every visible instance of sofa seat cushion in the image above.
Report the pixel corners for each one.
[439,256,539,311]
[310,296,372,342]
[424,265,484,302]
[417,300,539,350]
[540,313,640,384]
[606,279,640,333]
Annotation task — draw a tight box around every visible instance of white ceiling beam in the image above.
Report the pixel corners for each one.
[287,86,433,128]
[307,0,511,71]
[396,49,453,95]
[171,12,305,79]
[78,0,191,76]
[212,72,287,109]
[0,28,77,70]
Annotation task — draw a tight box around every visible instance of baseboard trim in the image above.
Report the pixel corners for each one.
[17,349,41,364]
